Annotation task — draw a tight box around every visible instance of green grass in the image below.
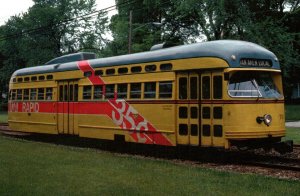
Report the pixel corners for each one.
[0,111,7,123]
[0,135,299,195]
[285,105,300,121]
[285,127,300,144]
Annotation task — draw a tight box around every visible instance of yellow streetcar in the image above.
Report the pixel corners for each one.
[8,40,289,150]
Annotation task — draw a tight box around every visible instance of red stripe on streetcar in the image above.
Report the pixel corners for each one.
[77,60,105,85]
[77,60,173,146]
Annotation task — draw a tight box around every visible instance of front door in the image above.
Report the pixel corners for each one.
[57,80,78,135]
[176,72,200,146]
[201,71,224,147]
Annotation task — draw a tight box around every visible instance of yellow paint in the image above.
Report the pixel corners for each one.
[8,56,285,149]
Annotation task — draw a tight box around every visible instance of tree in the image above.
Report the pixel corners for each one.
[0,0,109,93]
[0,16,27,94]
[171,0,299,98]
[107,0,171,55]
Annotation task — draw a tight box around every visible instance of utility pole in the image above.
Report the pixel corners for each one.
[128,10,132,54]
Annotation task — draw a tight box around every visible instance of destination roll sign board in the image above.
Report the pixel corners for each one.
[240,58,272,67]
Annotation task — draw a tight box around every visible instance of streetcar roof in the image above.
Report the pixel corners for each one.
[12,40,280,76]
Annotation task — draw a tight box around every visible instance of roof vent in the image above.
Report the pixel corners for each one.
[45,52,96,65]
[150,42,178,51]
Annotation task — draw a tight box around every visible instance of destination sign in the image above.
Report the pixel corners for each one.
[240,58,272,67]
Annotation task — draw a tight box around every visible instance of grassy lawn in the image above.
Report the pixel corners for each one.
[0,111,7,123]
[0,135,299,195]
[285,127,300,144]
[285,105,300,121]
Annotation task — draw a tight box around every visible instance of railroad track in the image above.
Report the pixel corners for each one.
[0,123,31,136]
[0,122,8,126]
[246,161,300,171]
[294,144,300,149]
[0,123,299,172]
[241,157,300,172]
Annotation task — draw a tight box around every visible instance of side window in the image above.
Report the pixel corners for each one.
[213,75,223,99]
[179,107,188,118]
[74,85,78,101]
[31,76,37,81]
[12,90,17,100]
[59,86,63,101]
[95,70,103,76]
[17,89,22,100]
[118,68,128,74]
[24,89,30,100]
[38,88,45,100]
[190,76,198,99]
[117,84,128,99]
[202,107,210,119]
[84,71,92,77]
[106,69,115,75]
[179,77,187,99]
[105,84,115,99]
[94,85,103,100]
[64,85,68,101]
[46,75,53,80]
[145,64,156,72]
[130,83,141,99]
[46,88,53,100]
[131,66,142,73]
[83,86,92,100]
[39,76,45,81]
[159,81,172,98]
[70,85,74,101]
[30,88,37,100]
[191,107,198,119]
[202,76,210,99]
[24,77,30,82]
[144,82,156,99]
[160,63,172,71]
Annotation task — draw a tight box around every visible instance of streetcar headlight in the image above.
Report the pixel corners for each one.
[263,114,272,126]
[256,114,272,126]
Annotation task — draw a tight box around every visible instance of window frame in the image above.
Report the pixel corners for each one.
[159,81,173,99]
[144,82,156,99]
[83,85,92,100]
[130,83,142,99]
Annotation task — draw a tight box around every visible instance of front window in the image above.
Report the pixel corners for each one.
[228,71,282,98]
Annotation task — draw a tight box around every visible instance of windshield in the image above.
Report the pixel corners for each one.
[228,71,282,98]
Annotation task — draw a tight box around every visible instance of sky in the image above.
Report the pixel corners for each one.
[0,0,116,25]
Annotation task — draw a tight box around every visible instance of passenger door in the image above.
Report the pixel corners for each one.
[201,71,224,147]
[57,80,79,135]
[176,72,200,146]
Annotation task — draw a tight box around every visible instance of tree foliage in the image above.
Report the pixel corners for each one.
[108,0,299,97]
[0,0,299,99]
[0,0,108,93]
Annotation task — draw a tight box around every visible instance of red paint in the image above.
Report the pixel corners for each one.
[77,60,105,85]
[77,60,173,146]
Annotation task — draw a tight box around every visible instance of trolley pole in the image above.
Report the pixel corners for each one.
[128,10,132,54]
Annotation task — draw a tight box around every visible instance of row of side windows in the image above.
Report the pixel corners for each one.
[82,81,173,100]
[9,88,53,101]
[12,75,53,83]
[178,75,223,100]
[84,63,173,77]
